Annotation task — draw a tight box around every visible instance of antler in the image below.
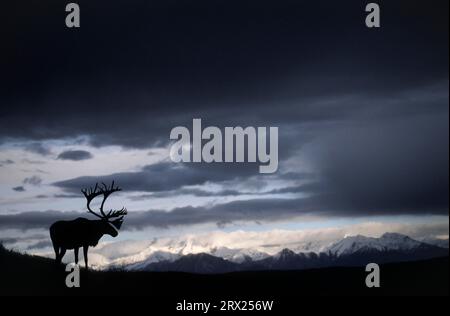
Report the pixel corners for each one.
[81,181,126,220]
[105,207,128,219]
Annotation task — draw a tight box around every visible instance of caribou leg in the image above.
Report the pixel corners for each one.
[53,243,60,263]
[59,248,66,263]
[74,247,79,265]
[83,245,89,269]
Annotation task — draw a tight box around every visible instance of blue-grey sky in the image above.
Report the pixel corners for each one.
[0,0,448,257]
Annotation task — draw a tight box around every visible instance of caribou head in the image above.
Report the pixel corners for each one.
[81,181,128,233]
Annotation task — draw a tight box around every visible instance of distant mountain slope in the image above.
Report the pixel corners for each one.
[420,237,449,249]
[145,253,238,274]
[325,233,424,256]
[128,233,448,273]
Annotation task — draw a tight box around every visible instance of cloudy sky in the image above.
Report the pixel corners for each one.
[0,0,448,258]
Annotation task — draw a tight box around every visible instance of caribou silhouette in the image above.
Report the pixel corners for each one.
[50,181,127,268]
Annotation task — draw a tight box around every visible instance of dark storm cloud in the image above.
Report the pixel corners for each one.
[0,237,21,244]
[0,0,448,223]
[0,234,48,245]
[53,194,82,199]
[54,161,261,193]
[1,190,447,231]
[131,189,244,200]
[0,211,83,230]
[26,240,53,250]
[0,159,14,167]
[0,0,447,148]
[139,190,447,229]
[126,200,313,229]
[57,150,93,161]
[23,143,52,156]
[131,178,314,199]
[23,175,43,186]
[302,114,449,215]
[20,159,46,165]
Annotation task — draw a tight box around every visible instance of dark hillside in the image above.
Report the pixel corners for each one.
[0,244,447,296]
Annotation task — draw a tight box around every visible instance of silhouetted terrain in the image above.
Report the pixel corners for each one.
[0,244,448,296]
[141,246,449,274]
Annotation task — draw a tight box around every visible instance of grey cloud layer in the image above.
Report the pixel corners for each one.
[1,0,447,148]
[0,192,447,232]
[0,211,82,230]
[54,162,261,193]
[0,0,448,226]
[23,176,43,186]
[0,160,14,167]
[22,143,52,156]
[52,108,449,220]
[57,150,93,161]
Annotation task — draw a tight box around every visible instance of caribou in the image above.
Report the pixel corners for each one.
[50,181,127,268]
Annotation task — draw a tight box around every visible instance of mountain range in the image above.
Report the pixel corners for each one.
[109,233,448,274]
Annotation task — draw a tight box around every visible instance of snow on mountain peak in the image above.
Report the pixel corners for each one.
[275,248,297,259]
[326,235,380,256]
[87,232,440,270]
[210,247,270,263]
[326,232,424,256]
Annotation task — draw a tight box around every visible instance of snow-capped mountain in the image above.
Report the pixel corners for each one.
[145,253,238,274]
[113,232,448,273]
[106,242,272,269]
[112,245,271,270]
[325,233,424,256]
[125,251,181,271]
[210,247,270,263]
